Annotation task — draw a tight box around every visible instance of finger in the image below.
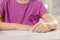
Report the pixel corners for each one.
[35,23,45,32]
[37,27,45,33]
[36,27,45,33]
[34,22,45,32]
[37,23,51,33]
[37,29,41,33]
[30,22,40,32]
[35,26,41,32]
[35,25,46,33]
[37,26,48,33]
[40,27,50,33]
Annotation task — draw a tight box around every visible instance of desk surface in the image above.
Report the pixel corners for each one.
[0,16,60,40]
[0,29,60,40]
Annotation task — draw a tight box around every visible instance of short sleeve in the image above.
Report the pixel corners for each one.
[39,2,48,17]
[0,0,5,17]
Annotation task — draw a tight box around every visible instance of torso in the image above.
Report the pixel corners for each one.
[4,0,41,25]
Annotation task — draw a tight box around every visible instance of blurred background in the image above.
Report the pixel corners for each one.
[42,0,60,15]
[41,0,60,28]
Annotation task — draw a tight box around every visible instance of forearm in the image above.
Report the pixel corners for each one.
[42,13,58,30]
[0,22,32,30]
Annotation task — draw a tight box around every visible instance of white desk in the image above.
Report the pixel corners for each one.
[0,16,60,40]
[0,28,60,40]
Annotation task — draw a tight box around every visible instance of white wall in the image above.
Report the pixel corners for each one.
[52,0,60,15]
[42,0,60,16]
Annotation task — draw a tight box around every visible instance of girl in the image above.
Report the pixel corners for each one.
[0,0,58,33]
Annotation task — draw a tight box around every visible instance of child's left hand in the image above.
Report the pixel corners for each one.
[30,22,51,33]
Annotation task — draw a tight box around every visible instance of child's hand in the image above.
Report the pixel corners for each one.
[30,22,51,33]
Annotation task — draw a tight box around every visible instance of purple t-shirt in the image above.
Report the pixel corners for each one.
[0,0,48,26]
